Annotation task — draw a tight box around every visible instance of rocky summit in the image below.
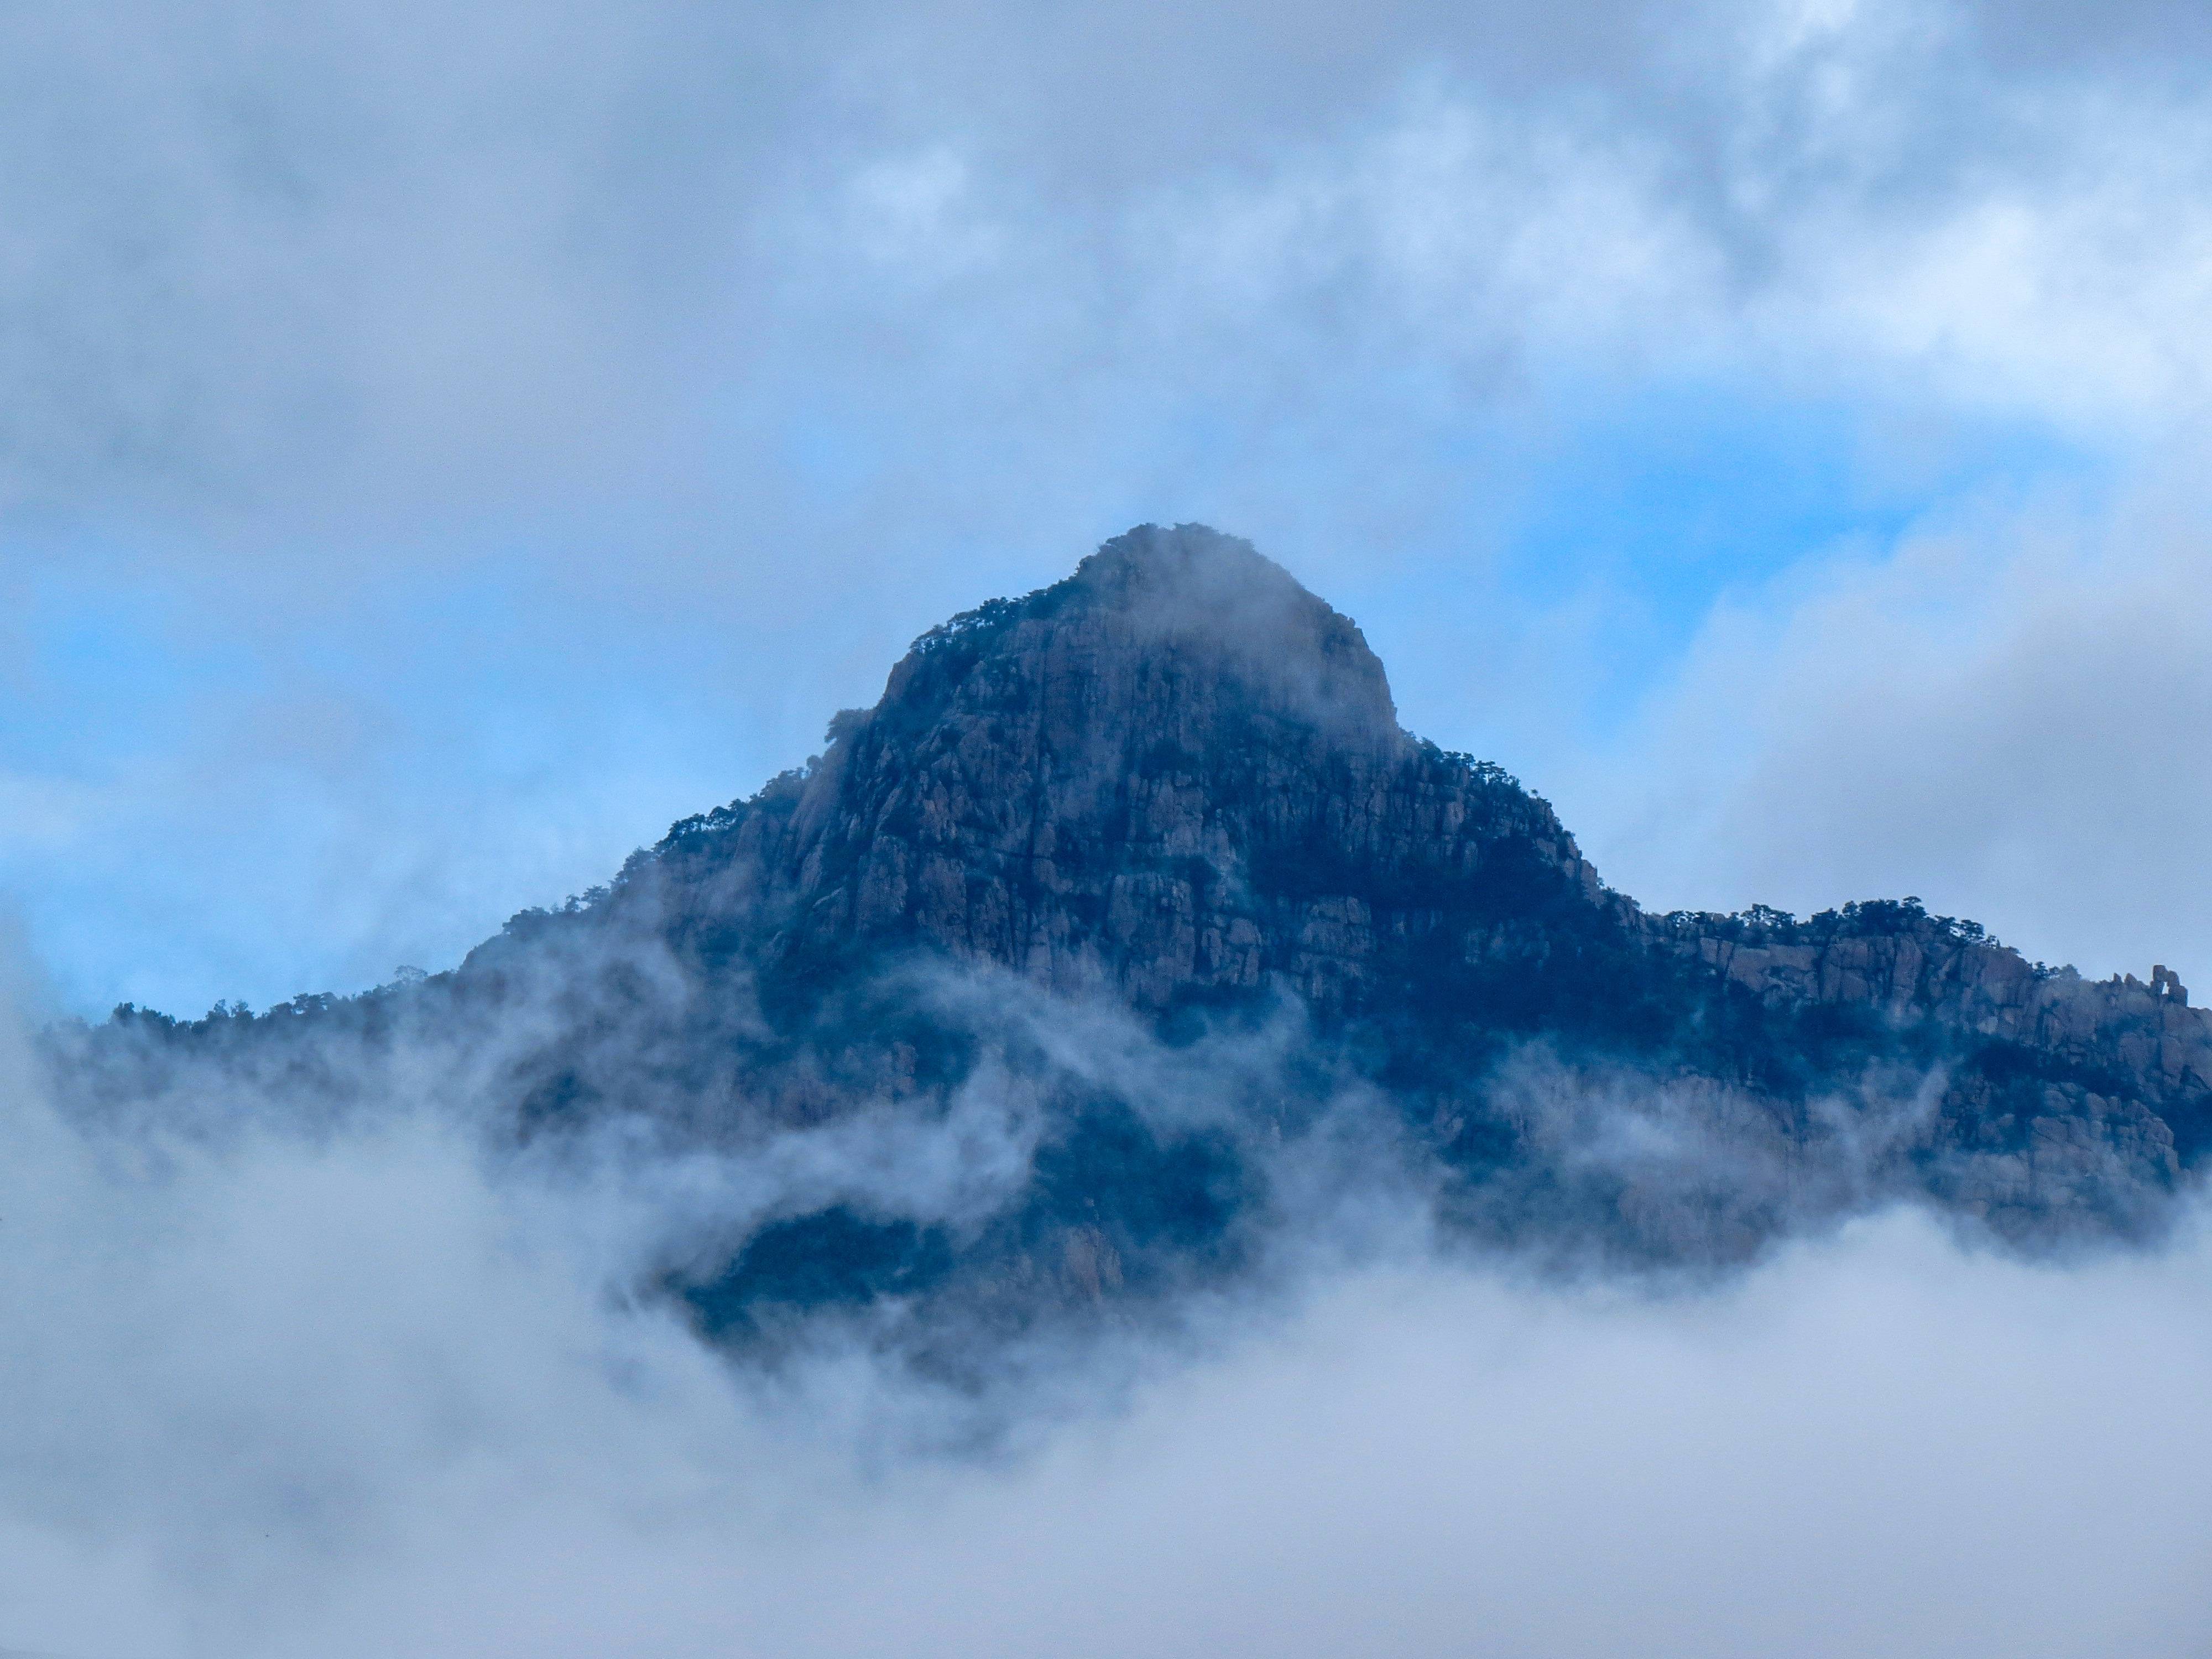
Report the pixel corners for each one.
[69,525,2212,1338]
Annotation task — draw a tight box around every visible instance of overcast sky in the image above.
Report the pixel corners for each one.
[6,0,2210,1016]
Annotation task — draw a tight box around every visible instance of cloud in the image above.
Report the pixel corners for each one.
[6,9,2211,1655]
[0,2,774,526]
[8,0,2209,538]
[8,0,2212,1026]
[1566,474,2212,988]
[9,908,2212,1657]
[6,975,2210,1659]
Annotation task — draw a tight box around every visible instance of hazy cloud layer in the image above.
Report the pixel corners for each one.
[7,0,2208,528]
[1565,475,2212,987]
[4,991,2209,1659]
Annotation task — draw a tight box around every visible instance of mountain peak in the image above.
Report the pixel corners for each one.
[875,523,1400,747]
[1067,521,1300,608]
[643,525,1565,1019]
[64,524,2212,1343]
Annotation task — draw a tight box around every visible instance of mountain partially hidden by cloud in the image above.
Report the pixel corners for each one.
[13,524,2212,1657]
[57,525,2211,1265]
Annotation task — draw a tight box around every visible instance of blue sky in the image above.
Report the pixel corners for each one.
[3,0,2209,1016]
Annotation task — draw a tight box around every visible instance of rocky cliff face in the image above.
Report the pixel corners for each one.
[635,525,1599,1019]
[1644,907,2202,1226]
[65,525,2212,1334]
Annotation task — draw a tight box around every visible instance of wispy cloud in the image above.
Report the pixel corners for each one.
[6,971,2209,1657]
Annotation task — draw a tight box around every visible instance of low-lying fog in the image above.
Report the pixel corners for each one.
[3,989,2206,1659]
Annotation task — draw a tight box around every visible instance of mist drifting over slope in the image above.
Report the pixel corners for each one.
[2,0,2208,1025]
[9,524,2208,1657]
[4,980,2210,1658]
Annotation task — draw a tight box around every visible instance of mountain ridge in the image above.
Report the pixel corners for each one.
[60,524,2211,1336]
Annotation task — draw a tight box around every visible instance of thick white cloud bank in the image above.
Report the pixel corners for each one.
[3,997,2208,1659]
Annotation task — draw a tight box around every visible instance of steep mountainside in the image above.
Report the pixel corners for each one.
[65,525,2211,1336]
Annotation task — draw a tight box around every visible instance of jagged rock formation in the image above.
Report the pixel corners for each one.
[61,525,2212,1334]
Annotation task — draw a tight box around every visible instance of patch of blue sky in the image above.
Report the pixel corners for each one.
[6,538,255,772]
[778,404,891,503]
[1481,381,2112,734]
